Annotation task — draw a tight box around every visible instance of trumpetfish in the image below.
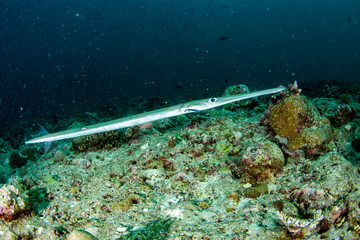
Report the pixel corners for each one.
[26,86,285,144]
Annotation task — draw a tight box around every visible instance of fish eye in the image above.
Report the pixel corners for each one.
[208,98,217,103]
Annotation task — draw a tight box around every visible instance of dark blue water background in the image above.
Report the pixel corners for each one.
[0,0,359,129]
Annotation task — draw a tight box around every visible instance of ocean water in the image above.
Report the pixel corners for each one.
[0,0,359,130]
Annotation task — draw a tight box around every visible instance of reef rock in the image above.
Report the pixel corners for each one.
[240,140,284,183]
[0,184,31,220]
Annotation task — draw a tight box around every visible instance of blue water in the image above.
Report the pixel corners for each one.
[0,0,359,129]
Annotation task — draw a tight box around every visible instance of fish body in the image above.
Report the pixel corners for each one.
[26,87,285,144]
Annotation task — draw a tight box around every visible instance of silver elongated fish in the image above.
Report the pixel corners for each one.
[26,86,285,144]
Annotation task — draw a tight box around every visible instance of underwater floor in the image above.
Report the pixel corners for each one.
[1,82,360,239]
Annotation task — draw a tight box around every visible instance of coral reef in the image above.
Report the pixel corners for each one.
[1,83,360,239]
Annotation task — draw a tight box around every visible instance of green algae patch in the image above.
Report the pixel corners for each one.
[243,184,268,198]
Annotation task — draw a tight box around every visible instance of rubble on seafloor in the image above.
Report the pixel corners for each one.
[0,83,360,239]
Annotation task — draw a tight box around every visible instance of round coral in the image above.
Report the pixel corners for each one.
[241,141,284,183]
[288,127,327,149]
[269,95,308,139]
[269,94,332,151]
